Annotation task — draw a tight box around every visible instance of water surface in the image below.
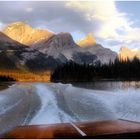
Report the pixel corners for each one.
[0,81,140,135]
[72,81,140,92]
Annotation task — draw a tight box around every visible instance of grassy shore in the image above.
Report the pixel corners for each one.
[0,70,51,82]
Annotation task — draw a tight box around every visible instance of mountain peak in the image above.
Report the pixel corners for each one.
[77,33,96,47]
[119,46,130,52]
[3,22,33,44]
[6,21,30,26]
[33,32,77,52]
[86,33,95,42]
[3,21,33,33]
[57,32,74,45]
[119,46,140,60]
[3,22,53,46]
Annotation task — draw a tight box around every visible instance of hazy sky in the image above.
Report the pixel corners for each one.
[0,1,140,52]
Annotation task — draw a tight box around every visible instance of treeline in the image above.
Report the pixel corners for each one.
[0,75,16,82]
[51,57,140,82]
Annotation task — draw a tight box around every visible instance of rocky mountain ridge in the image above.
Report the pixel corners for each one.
[3,22,54,46]
[0,22,118,71]
[0,31,58,71]
[77,33,117,63]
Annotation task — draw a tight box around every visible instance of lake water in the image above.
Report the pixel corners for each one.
[72,81,140,92]
[0,82,14,91]
[0,81,140,92]
[0,81,140,134]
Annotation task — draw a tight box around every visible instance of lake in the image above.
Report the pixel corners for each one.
[1,81,140,92]
[72,81,140,92]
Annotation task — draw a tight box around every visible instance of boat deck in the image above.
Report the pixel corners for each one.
[3,119,140,139]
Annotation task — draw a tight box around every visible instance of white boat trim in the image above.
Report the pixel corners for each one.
[70,122,87,137]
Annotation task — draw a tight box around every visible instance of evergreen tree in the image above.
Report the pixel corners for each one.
[51,57,140,82]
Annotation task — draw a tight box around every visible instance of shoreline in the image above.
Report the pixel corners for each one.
[52,79,140,84]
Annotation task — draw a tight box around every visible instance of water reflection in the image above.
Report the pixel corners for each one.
[72,81,140,91]
[0,82,14,91]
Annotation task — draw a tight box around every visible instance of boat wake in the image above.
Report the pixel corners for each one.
[30,84,75,124]
[0,82,140,134]
[30,83,140,125]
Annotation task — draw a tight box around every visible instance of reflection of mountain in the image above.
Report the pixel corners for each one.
[119,47,140,60]
[0,22,118,72]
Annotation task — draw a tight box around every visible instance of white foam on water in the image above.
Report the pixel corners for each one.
[113,88,140,122]
[0,95,5,102]
[30,83,140,125]
[30,84,75,125]
[0,99,23,115]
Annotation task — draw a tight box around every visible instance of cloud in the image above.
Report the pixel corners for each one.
[0,1,91,33]
[66,1,140,51]
[66,2,122,38]
[0,1,139,51]
[26,7,33,12]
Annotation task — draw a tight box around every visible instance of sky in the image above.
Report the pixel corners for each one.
[0,1,140,52]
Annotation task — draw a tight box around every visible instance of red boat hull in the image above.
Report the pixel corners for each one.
[3,120,140,139]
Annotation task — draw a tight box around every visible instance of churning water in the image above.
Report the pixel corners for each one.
[30,82,140,124]
[0,81,140,134]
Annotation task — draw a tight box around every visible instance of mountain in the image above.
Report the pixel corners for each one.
[77,33,96,47]
[3,22,99,65]
[0,47,58,72]
[77,33,117,64]
[119,47,140,60]
[0,31,26,50]
[3,22,53,46]
[3,22,117,66]
[32,32,98,64]
[0,31,58,71]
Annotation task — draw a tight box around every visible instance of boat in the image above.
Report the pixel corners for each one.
[2,119,140,138]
